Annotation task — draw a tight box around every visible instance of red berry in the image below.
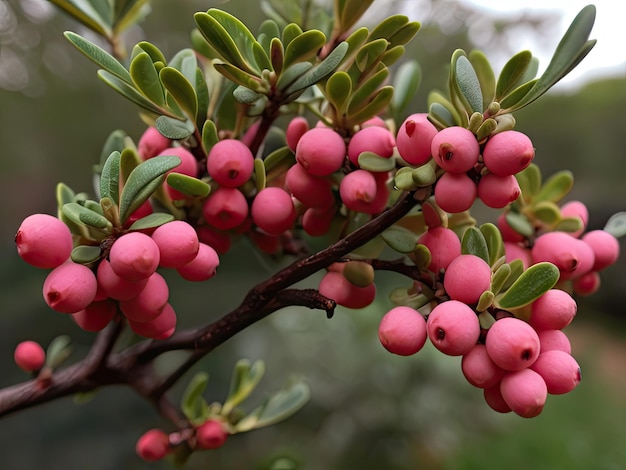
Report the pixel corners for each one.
[286,116,309,152]
[483,382,511,413]
[137,127,171,160]
[72,300,117,332]
[485,317,540,371]
[582,230,620,271]
[339,169,378,213]
[14,340,46,372]
[128,303,177,339]
[318,271,376,309]
[285,163,334,209]
[426,300,480,356]
[206,139,255,188]
[477,173,521,209]
[176,243,220,282]
[109,232,160,281]
[136,428,170,462]
[529,289,577,331]
[347,126,395,166]
[482,130,534,176]
[443,254,491,305]
[15,214,73,269]
[251,187,297,236]
[530,350,581,395]
[462,344,506,388]
[151,221,200,269]
[97,259,148,301]
[43,262,98,313]
[196,419,229,450]
[500,368,547,418]
[431,126,479,173]
[378,306,427,356]
[202,187,249,231]
[434,172,477,213]
[395,113,438,166]
[295,127,346,176]
[537,328,572,354]
[120,272,169,323]
[417,227,461,273]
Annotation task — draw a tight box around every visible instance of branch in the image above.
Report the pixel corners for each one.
[0,192,419,419]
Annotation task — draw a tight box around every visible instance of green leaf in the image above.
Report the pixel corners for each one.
[56,182,76,208]
[213,62,264,90]
[455,55,483,113]
[394,167,418,192]
[604,212,626,238]
[52,2,111,36]
[275,62,313,91]
[391,60,421,116]
[357,152,396,172]
[284,30,326,67]
[534,170,574,203]
[354,38,387,73]
[499,79,538,110]
[46,335,72,369]
[62,202,112,230]
[160,66,198,122]
[461,226,489,264]
[476,290,495,312]
[97,70,166,116]
[387,22,421,48]
[501,259,525,292]
[554,216,583,233]
[495,50,533,100]
[98,129,127,170]
[490,263,512,296]
[130,52,165,106]
[369,14,411,41]
[120,147,142,183]
[234,381,310,432]
[100,151,121,204]
[480,223,504,267]
[469,50,495,110]
[281,23,303,48]
[495,262,559,310]
[285,42,349,94]
[344,27,369,58]
[64,31,130,83]
[71,244,102,264]
[128,212,175,231]
[165,173,211,198]
[233,86,265,104]
[347,86,393,125]
[512,5,596,110]
[195,10,261,74]
[119,155,182,223]
[132,41,166,64]
[254,159,266,192]
[478,310,496,329]
[347,67,389,115]
[336,0,376,33]
[195,67,210,130]
[113,0,151,34]
[263,146,295,173]
[428,90,461,128]
[381,225,419,253]
[505,211,534,238]
[202,120,219,154]
[515,163,542,201]
[181,372,210,425]
[325,71,352,115]
[154,116,195,140]
[222,359,265,416]
[532,200,562,225]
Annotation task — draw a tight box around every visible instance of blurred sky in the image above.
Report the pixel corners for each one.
[464,0,625,89]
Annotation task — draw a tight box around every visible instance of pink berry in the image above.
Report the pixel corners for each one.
[531,232,595,280]
[529,289,577,331]
[395,113,438,166]
[485,317,540,371]
[14,340,46,372]
[97,258,148,301]
[503,242,532,269]
[530,350,581,395]
[196,419,229,450]
[318,271,376,309]
[378,306,428,356]
[72,300,117,332]
[537,329,572,354]
[483,382,511,413]
[157,146,199,200]
[434,172,477,213]
[286,116,309,152]
[302,206,336,237]
[249,230,280,254]
[136,428,170,462]
[497,213,525,243]
[462,344,506,388]
[295,127,346,177]
[137,127,171,160]
[572,271,601,296]
[443,254,491,305]
[560,200,588,237]
[128,302,177,339]
[417,227,462,273]
[251,187,297,236]
[120,272,169,323]
[477,173,521,208]
[15,214,73,269]
[202,187,249,231]
[582,230,620,271]
[426,300,480,356]
[197,225,232,255]
[431,126,480,173]
[176,243,220,282]
[43,262,98,313]
[109,232,160,281]
[339,169,378,213]
[206,139,255,188]
[285,163,334,209]
[500,368,547,418]
[482,130,535,176]
[347,126,395,166]
[151,221,200,269]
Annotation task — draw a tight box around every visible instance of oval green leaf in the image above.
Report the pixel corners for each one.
[455,55,483,113]
[71,245,102,265]
[381,225,419,253]
[64,31,130,83]
[130,51,165,106]
[496,262,559,310]
[357,151,395,172]
[284,30,326,67]
[534,170,574,203]
[166,173,211,198]
[100,151,121,204]
[160,66,198,121]
[461,226,489,264]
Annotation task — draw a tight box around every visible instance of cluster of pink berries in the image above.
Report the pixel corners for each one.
[396,114,533,212]
[15,213,219,339]
[135,418,229,462]
[501,201,620,296]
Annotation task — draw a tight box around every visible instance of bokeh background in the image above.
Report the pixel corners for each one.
[1,0,625,468]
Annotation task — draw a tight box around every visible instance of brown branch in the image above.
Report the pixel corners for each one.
[0,193,419,419]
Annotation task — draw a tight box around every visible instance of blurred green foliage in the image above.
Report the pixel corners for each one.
[0,1,625,469]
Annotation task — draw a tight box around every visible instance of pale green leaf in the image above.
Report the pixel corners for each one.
[495,262,559,310]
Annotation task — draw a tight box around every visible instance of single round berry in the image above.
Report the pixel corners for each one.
[285,163,334,209]
[483,382,511,414]
[109,232,160,281]
[462,344,506,389]
[302,206,336,237]
[485,317,540,371]
[197,225,232,255]
[151,221,200,269]
[347,126,395,166]
[560,200,588,237]
[537,329,572,354]
[286,116,309,152]
[378,306,427,356]
[482,130,535,176]
[318,271,376,309]
[43,262,98,313]
[443,254,491,305]
[251,187,297,236]
[572,271,601,296]
[530,350,581,395]
[137,127,171,160]
[202,187,249,231]
[581,230,620,272]
[128,303,177,339]
[477,173,521,208]
[176,243,220,282]
[500,368,547,418]
[295,127,346,177]
[339,169,378,213]
[532,232,595,281]
[14,340,46,372]
[417,227,462,273]
[530,288,577,331]
[136,429,170,462]
[434,172,477,213]
[97,258,148,301]
[120,272,169,323]
[206,139,255,188]
[395,113,438,166]
[431,126,480,173]
[72,300,117,332]
[426,300,480,356]
[497,213,525,243]
[504,242,532,269]
[15,214,73,269]
[195,419,229,450]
